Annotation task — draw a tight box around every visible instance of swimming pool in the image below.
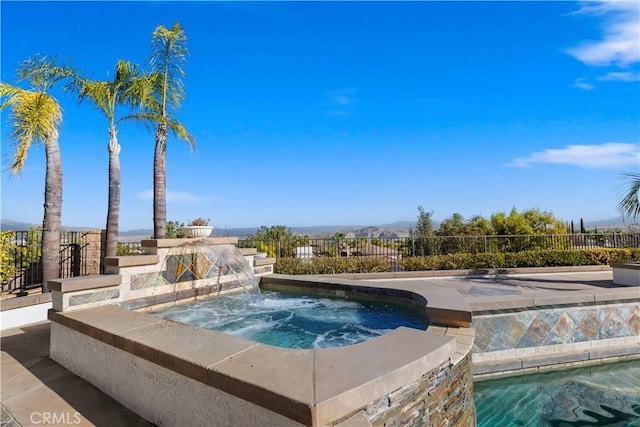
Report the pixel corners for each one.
[474,359,640,426]
[151,290,428,349]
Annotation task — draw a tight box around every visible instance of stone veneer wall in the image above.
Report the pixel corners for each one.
[362,354,475,427]
[80,229,105,275]
[472,300,640,375]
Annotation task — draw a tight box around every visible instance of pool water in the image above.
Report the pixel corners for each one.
[151,290,427,349]
[474,359,640,426]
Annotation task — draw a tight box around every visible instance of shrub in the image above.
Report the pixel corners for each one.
[272,248,639,275]
[398,249,631,271]
[275,257,393,275]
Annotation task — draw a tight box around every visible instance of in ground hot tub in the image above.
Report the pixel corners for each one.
[48,239,475,426]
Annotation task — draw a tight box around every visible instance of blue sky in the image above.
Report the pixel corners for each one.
[1,1,639,231]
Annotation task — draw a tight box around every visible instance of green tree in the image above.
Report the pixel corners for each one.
[438,213,467,236]
[66,60,149,257]
[467,215,494,235]
[145,22,195,239]
[0,57,64,291]
[415,205,435,237]
[409,206,438,256]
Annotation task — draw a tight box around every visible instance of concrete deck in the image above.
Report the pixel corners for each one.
[1,269,637,426]
[365,270,637,310]
[1,322,153,427]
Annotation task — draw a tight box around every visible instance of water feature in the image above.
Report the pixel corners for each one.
[474,359,640,426]
[150,241,259,294]
[150,290,428,349]
[50,239,476,426]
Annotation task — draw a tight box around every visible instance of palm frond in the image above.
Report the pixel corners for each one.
[617,172,640,219]
[0,83,62,173]
[167,117,195,149]
[17,55,71,91]
[120,111,162,132]
[150,22,188,115]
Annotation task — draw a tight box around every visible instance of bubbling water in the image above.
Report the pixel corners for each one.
[151,290,428,349]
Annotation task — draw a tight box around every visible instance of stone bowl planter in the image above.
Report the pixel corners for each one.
[181,226,213,238]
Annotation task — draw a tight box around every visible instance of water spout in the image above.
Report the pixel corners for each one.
[152,241,260,296]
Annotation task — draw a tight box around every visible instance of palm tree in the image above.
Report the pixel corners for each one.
[0,57,64,291]
[147,22,195,238]
[617,172,640,219]
[66,60,148,257]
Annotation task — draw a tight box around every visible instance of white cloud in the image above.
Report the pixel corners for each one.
[572,78,595,90]
[508,143,640,169]
[136,189,206,203]
[597,71,640,81]
[567,1,640,67]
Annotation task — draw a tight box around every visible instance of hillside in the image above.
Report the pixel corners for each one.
[2,216,636,239]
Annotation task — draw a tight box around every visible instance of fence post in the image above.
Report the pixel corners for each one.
[80,230,104,275]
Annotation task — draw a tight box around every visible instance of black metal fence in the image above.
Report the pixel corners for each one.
[238,233,640,260]
[1,230,93,295]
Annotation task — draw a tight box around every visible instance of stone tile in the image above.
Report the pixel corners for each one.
[578,311,601,340]
[628,306,640,335]
[527,317,551,345]
[553,312,571,341]
[541,330,564,346]
[504,317,527,348]
[536,309,561,329]
[471,319,493,352]
[515,332,537,349]
[600,308,625,338]
[568,309,588,326]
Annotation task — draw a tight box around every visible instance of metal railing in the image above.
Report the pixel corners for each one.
[1,230,93,295]
[238,233,640,259]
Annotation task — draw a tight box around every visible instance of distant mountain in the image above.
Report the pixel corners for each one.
[0,219,37,231]
[584,216,637,230]
[0,219,100,232]
[2,216,636,238]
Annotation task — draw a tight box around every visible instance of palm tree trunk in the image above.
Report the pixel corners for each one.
[153,122,168,239]
[41,129,62,292]
[105,125,121,258]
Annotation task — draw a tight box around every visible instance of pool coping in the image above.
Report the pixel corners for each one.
[48,275,473,426]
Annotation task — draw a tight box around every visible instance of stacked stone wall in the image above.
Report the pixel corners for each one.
[361,354,475,427]
[80,230,105,275]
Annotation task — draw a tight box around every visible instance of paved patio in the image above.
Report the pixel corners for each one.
[1,269,636,426]
[1,322,153,427]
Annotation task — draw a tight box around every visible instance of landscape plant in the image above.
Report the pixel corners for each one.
[63,60,151,257]
[143,22,195,239]
[617,172,640,220]
[0,57,65,291]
